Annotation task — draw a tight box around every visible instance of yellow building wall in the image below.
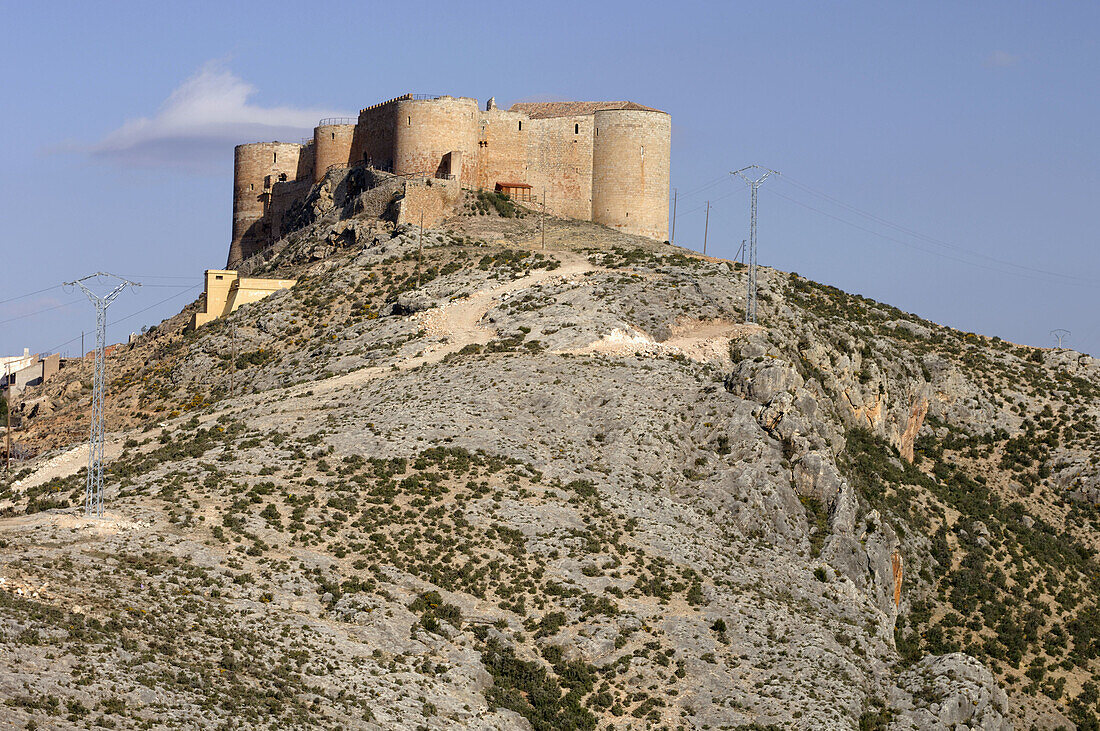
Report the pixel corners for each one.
[191,270,297,329]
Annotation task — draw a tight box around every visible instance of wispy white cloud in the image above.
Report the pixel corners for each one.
[984,50,1020,68]
[74,62,350,172]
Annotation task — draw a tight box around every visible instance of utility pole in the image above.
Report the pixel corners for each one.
[4,363,9,481]
[416,212,424,288]
[228,321,236,399]
[703,201,710,255]
[1051,329,1071,349]
[731,165,779,324]
[670,188,677,243]
[64,273,139,518]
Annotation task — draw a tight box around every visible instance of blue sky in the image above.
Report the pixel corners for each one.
[2,1,1098,356]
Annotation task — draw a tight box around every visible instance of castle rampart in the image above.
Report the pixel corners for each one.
[591,109,671,241]
[393,96,480,181]
[230,141,314,266]
[314,122,356,183]
[226,94,670,267]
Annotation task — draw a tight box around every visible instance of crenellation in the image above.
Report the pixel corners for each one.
[226,94,670,267]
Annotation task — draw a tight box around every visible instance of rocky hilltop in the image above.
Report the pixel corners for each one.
[2,194,1099,730]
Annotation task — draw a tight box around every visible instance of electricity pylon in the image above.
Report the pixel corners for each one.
[731,165,779,324]
[1051,329,1070,349]
[64,273,139,518]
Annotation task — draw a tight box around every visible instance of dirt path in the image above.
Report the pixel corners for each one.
[12,439,124,491]
[10,252,595,487]
[292,251,597,396]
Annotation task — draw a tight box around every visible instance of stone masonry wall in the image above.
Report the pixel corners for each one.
[314,124,355,183]
[476,109,528,192]
[355,101,399,171]
[591,109,671,241]
[227,96,671,265]
[397,177,461,228]
[525,115,595,221]
[393,97,480,181]
[230,142,314,267]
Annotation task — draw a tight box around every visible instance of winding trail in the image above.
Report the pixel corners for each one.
[10,252,602,489]
[288,250,598,396]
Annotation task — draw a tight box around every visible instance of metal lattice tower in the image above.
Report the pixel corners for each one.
[64,273,139,518]
[1051,329,1071,349]
[731,165,779,324]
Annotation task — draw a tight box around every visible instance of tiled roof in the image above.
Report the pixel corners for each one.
[507,101,664,119]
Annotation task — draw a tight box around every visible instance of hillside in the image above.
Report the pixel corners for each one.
[2,200,1099,730]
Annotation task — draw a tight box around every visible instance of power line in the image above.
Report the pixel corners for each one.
[679,182,746,217]
[775,174,1100,287]
[676,173,732,199]
[0,284,63,307]
[764,186,1100,289]
[119,274,196,280]
[109,285,200,327]
[0,284,193,327]
[128,284,195,289]
[0,299,84,326]
[45,285,200,355]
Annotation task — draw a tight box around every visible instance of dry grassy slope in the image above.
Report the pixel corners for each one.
[0,210,1098,731]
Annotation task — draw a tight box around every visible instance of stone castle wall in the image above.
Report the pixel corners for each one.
[314,124,355,183]
[477,109,529,192]
[525,115,595,221]
[355,97,403,172]
[393,97,480,181]
[230,142,315,266]
[592,109,671,241]
[227,95,670,267]
[398,178,462,228]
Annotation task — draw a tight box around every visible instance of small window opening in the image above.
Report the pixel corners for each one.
[407,116,411,126]
[249,183,254,191]
[273,152,277,163]
[518,121,523,131]
[575,123,579,134]
[596,128,599,136]
[215,275,224,280]
[331,132,335,140]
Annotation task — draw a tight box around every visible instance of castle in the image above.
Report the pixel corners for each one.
[228,94,671,267]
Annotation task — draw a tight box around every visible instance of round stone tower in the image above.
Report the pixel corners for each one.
[313,122,356,183]
[591,109,671,241]
[392,96,479,180]
[229,142,308,267]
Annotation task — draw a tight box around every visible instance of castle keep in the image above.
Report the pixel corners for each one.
[228,94,670,266]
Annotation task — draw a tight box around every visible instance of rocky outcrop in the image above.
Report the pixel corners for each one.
[889,653,1012,730]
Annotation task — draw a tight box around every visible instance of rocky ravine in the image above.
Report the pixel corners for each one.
[1,209,1098,730]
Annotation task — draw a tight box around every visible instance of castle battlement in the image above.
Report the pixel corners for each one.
[358,93,414,115]
[228,93,670,267]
